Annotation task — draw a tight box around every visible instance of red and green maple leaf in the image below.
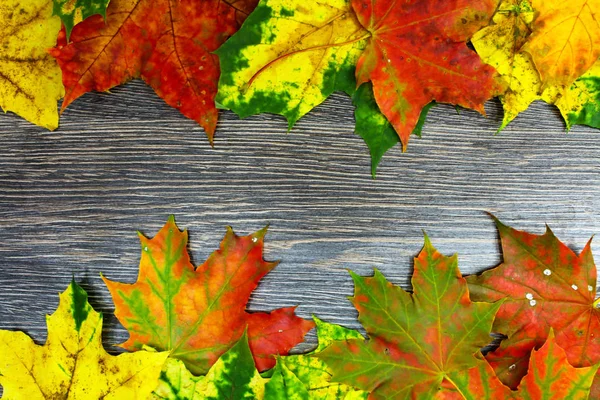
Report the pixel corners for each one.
[102,216,314,375]
[317,236,505,399]
[466,217,600,389]
[515,330,599,400]
[50,0,257,142]
[351,0,505,150]
[440,329,599,399]
[438,335,598,400]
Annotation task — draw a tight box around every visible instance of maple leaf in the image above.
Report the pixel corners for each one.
[265,317,368,399]
[565,63,600,129]
[52,0,111,41]
[317,236,503,399]
[102,216,314,375]
[441,333,599,399]
[472,0,600,130]
[0,0,64,130]
[152,332,266,400]
[353,83,435,177]
[50,0,258,142]
[0,280,168,399]
[523,0,600,90]
[215,0,369,129]
[351,0,504,150]
[466,217,600,389]
[515,330,599,400]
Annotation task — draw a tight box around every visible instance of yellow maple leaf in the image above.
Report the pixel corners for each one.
[0,281,168,399]
[0,0,64,130]
[473,0,600,129]
[524,0,600,89]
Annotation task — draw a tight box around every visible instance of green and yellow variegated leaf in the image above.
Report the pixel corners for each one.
[265,318,367,399]
[473,0,600,130]
[215,0,369,128]
[561,63,600,129]
[265,362,310,400]
[52,0,110,40]
[152,332,266,400]
[0,281,168,399]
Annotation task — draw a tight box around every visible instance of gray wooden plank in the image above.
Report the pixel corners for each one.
[0,80,598,361]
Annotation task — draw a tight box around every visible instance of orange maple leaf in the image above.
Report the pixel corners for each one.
[102,217,314,375]
[50,0,258,142]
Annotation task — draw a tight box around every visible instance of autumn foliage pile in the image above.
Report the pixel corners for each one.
[1,0,599,174]
[1,216,599,399]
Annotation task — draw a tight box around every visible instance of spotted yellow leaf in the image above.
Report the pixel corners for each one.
[0,0,64,130]
[0,281,168,399]
[473,0,600,129]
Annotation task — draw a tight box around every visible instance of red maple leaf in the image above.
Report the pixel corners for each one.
[351,0,505,150]
[50,0,258,142]
[102,217,314,374]
[467,217,600,389]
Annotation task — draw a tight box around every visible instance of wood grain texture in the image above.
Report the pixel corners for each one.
[0,80,599,363]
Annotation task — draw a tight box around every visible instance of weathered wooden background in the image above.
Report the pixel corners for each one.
[0,80,599,356]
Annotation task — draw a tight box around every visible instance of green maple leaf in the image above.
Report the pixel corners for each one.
[354,83,435,177]
[317,237,504,398]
